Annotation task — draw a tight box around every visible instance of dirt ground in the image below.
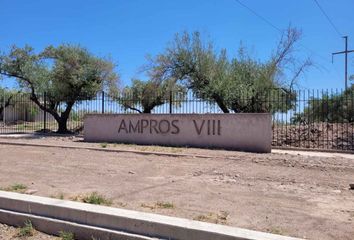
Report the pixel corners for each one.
[0,136,353,240]
[0,223,58,240]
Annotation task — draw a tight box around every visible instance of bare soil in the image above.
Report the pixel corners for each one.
[273,123,354,151]
[0,136,353,240]
[0,223,58,240]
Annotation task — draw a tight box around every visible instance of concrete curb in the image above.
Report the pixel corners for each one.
[0,191,302,240]
[0,209,153,240]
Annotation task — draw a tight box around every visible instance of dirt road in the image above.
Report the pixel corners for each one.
[0,137,353,240]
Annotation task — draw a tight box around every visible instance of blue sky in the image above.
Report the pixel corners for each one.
[1,0,353,90]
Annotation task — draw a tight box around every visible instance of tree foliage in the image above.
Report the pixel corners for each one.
[119,79,186,113]
[0,88,31,122]
[0,44,119,132]
[292,85,354,123]
[147,28,311,113]
[0,88,14,118]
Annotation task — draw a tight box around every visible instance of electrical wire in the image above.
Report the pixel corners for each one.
[313,0,342,37]
[233,0,342,73]
[233,0,344,88]
[234,0,282,33]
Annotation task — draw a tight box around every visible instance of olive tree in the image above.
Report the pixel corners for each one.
[0,44,119,133]
[292,85,354,123]
[119,79,186,113]
[147,28,311,113]
[0,88,14,118]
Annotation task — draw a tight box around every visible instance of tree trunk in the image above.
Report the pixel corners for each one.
[213,95,230,113]
[35,98,74,134]
[0,95,13,118]
[55,101,75,134]
[56,116,70,133]
[143,108,152,113]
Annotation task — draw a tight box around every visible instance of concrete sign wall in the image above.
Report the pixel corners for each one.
[84,114,272,153]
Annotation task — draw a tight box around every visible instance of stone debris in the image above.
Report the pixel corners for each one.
[273,123,354,151]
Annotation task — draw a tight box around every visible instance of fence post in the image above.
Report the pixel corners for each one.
[102,90,105,114]
[43,92,47,131]
[169,90,173,114]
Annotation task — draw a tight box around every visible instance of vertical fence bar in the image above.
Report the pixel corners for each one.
[43,92,47,131]
[2,91,5,129]
[169,90,173,114]
[102,91,105,114]
[0,88,352,151]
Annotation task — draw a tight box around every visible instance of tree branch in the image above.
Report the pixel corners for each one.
[122,103,142,113]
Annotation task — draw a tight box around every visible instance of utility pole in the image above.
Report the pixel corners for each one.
[332,36,354,90]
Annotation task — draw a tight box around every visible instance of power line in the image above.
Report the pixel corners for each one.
[233,0,344,86]
[234,0,282,33]
[313,0,342,37]
[233,0,339,66]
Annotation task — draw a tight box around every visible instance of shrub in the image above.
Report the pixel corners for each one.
[17,220,34,237]
[59,231,75,240]
[82,192,112,206]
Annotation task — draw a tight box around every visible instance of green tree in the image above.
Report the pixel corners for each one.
[147,28,310,113]
[0,44,119,133]
[292,86,354,123]
[0,88,14,118]
[119,79,186,113]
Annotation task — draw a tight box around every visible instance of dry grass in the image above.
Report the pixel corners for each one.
[141,201,175,210]
[267,226,286,236]
[59,231,74,240]
[17,220,35,237]
[50,192,65,200]
[111,143,183,153]
[193,211,229,224]
[1,183,28,193]
[71,192,112,206]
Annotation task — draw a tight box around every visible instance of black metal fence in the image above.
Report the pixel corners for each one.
[0,89,353,151]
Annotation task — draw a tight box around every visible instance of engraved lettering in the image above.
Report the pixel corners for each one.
[212,119,216,135]
[207,120,211,135]
[158,119,170,134]
[129,120,140,133]
[150,119,159,134]
[171,120,180,134]
[118,120,128,134]
[140,119,149,133]
[218,120,221,135]
[193,120,205,135]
